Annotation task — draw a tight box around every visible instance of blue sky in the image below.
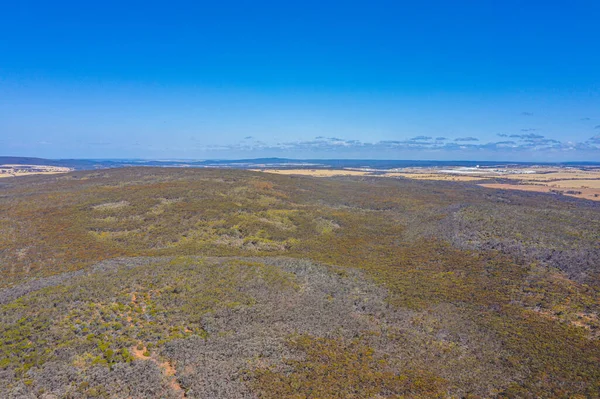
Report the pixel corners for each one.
[1,1,599,161]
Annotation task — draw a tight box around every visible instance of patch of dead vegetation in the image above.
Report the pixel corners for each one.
[92,200,130,210]
[148,197,183,215]
[315,217,341,234]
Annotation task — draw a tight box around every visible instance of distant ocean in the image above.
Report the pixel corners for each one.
[1,156,600,171]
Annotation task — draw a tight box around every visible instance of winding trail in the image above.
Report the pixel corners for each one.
[131,343,185,398]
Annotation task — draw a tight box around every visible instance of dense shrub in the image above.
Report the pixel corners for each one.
[0,168,599,397]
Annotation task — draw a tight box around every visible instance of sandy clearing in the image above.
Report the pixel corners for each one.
[129,290,185,396]
[0,171,70,178]
[0,164,73,178]
[131,343,185,398]
[131,345,150,360]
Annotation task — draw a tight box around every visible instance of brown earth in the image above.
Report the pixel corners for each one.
[131,343,185,398]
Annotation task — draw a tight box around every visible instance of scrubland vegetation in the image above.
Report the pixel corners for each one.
[1,168,599,398]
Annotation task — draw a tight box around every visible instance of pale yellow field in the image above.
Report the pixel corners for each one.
[254,167,600,201]
[254,169,484,180]
[381,173,484,181]
[544,179,600,189]
[251,169,371,177]
[382,168,600,201]
[508,172,600,181]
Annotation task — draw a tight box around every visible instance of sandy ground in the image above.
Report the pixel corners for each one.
[0,171,71,178]
[130,289,185,398]
[130,344,185,398]
[0,164,73,178]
